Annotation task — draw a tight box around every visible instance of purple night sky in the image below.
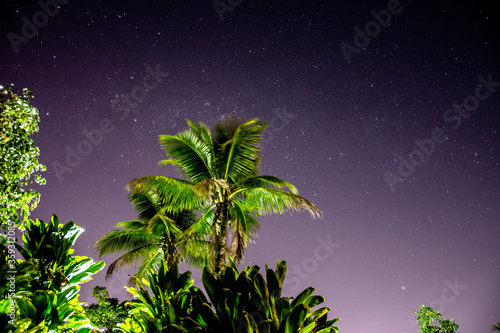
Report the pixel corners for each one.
[1,0,499,332]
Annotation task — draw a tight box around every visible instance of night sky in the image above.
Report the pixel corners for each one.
[1,0,499,332]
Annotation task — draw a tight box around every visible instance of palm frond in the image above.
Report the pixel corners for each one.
[145,213,181,237]
[215,118,267,183]
[187,119,215,161]
[129,191,162,222]
[174,210,198,230]
[228,222,245,264]
[127,249,165,286]
[159,129,214,182]
[177,205,214,243]
[243,187,323,218]
[114,219,148,231]
[178,238,213,269]
[227,200,260,263]
[236,175,299,195]
[94,228,157,257]
[128,176,201,211]
[105,243,159,280]
[230,199,260,239]
[213,117,245,147]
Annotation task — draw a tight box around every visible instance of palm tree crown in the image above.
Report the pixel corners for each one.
[129,118,322,274]
[94,190,209,285]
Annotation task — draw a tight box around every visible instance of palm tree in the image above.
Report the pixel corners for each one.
[129,118,322,274]
[493,322,500,331]
[95,190,210,285]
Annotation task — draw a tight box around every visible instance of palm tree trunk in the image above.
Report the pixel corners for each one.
[213,202,228,275]
[164,237,178,269]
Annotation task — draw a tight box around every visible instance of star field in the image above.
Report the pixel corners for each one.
[1,0,499,332]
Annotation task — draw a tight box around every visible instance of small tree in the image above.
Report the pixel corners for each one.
[415,305,459,333]
[0,215,105,332]
[84,286,128,332]
[0,85,46,229]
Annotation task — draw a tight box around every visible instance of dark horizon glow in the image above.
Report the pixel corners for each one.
[1,0,499,332]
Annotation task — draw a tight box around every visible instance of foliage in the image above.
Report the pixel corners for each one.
[120,259,340,333]
[0,85,46,229]
[415,305,459,333]
[84,286,128,332]
[493,322,500,331]
[95,191,210,285]
[129,118,322,274]
[0,215,105,332]
[16,215,105,291]
[121,260,196,333]
[0,234,38,330]
[194,259,339,333]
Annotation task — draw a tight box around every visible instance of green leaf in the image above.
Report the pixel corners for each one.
[291,287,315,308]
[284,304,308,333]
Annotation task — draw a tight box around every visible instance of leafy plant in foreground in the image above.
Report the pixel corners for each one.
[195,259,339,333]
[0,215,105,333]
[121,259,340,333]
[122,260,197,333]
